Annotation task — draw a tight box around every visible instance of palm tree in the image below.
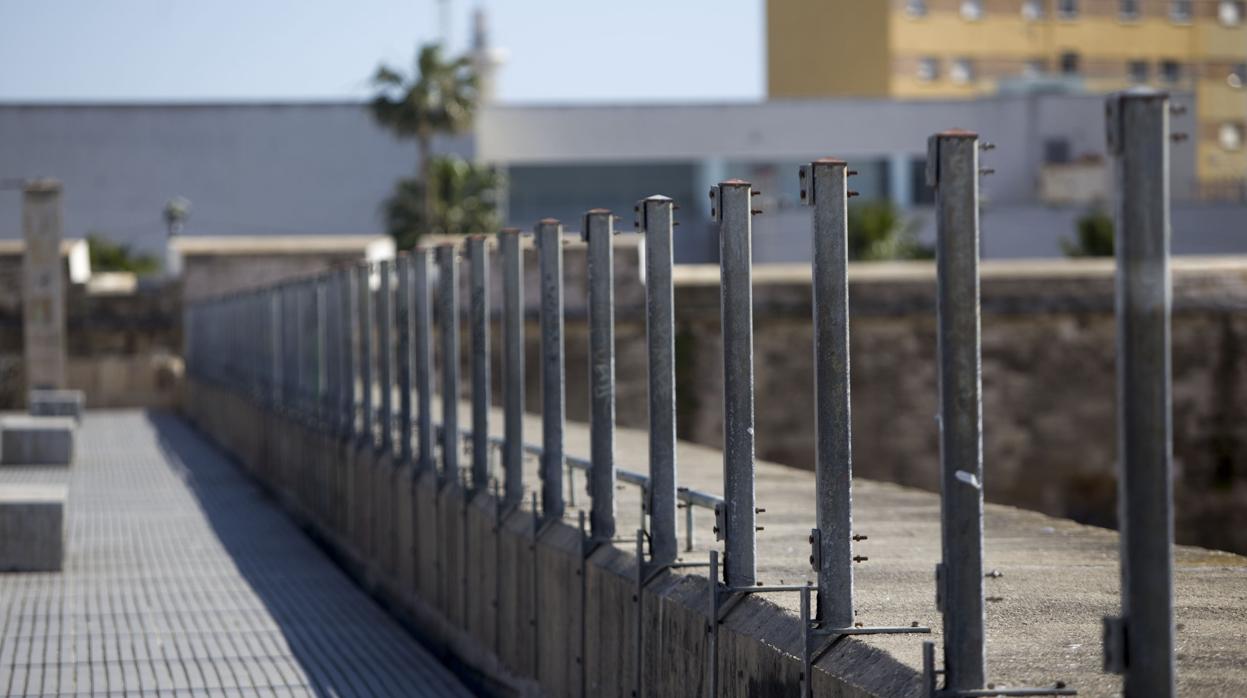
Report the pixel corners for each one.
[370,44,479,233]
[384,158,503,250]
[847,200,932,261]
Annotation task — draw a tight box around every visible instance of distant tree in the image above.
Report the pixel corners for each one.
[847,200,932,261]
[370,44,480,245]
[87,234,160,275]
[384,157,503,250]
[1061,208,1115,257]
[163,196,191,238]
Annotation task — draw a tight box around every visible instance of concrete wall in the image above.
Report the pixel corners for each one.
[0,274,183,409]
[466,244,1247,555]
[182,378,866,698]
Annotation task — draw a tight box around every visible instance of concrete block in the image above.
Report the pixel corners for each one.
[1,415,75,466]
[28,389,85,421]
[0,484,66,571]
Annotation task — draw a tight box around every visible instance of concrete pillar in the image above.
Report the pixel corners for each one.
[22,179,67,391]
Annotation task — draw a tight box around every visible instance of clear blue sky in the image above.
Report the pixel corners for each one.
[0,0,765,104]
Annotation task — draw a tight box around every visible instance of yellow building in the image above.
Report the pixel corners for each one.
[768,0,1247,199]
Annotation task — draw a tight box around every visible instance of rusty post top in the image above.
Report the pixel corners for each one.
[466,234,489,242]
[812,157,847,166]
[497,227,522,236]
[640,195,673,203]
[936,128,979,139]
[719,179,751,187]
[586,208,612,215]
[23,178,61,194]
[1118,86,1169,101]
[537,217,561,226]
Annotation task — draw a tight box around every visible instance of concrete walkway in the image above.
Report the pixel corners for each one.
[0,410,471,698]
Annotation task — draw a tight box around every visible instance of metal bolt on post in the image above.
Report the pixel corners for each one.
[535,218,566,523]
[1103,88,1176,698]
[437,244,461,485]
[639,196,678,567]
[498,229,525,507]
[413,249,435,474]
[712,180,758,588]
[467,235,491,494]
[378,259,395,455]
[584,209,617,543]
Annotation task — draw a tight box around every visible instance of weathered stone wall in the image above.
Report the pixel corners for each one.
[654,260,1247,555]
[498,250,1247,555]
[0,280,183,408]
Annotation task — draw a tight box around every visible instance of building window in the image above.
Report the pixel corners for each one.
[917,57,939,82]
[1229,63,1247,89]
[1170,0,1193,21]
[1060,51,1081,75]
[1220,1,1244,26]
[961,0,984,20]
[1161,60,1183,84]
[1022,0,1045,20]
[1220,122,1245,151]
[907,0,928,17]
[1058,0,1079,19]
[951,58,976,84]
[1128,60,1150,83]
[1119,0,1140,20]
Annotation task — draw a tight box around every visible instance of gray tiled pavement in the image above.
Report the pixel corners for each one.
[0,410,472,698]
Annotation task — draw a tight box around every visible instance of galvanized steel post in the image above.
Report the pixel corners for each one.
[357,262,374,447]
[323,275,338,430]
[536,218,565,522]
[378,260,395,455]
[413,249,435,474]
[340,267,357,440]
[712,180,757,588]
[804,159,854,628]
[397,256,414,465]
[929,129,985,692]
[639,197,678,566]
[1104,89,1175,697]
[467,235,491,494]
[316,277,328,427]
[499,229,525,507]
[584,209,617,542]
[437,244,461,483]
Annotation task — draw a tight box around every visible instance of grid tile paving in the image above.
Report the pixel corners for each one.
[0,410,472,697]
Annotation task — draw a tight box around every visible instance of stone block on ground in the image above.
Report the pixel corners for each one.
[1,415,76,466]
[28,389,85,421]
[0,483,66,571]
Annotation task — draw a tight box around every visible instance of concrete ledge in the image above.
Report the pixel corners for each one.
[0,483,66,571]
[28,389,85,421]
[181,378,1247,697]
[1,415,75,466]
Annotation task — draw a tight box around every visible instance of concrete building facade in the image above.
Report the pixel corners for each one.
[767,0,1247,199]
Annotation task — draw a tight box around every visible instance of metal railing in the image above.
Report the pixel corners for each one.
[183,89,1184,698]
